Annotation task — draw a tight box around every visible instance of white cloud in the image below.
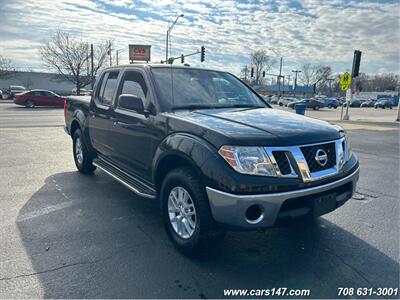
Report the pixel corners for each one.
[0,0,398,75]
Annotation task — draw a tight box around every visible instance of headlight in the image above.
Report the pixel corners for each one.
[344,136,353,161]
[218,146,277,176]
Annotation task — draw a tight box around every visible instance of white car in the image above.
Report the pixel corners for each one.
[277,97,297,106]
[8,85,26,99]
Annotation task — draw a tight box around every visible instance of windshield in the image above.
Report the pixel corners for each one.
[151,67,267,110]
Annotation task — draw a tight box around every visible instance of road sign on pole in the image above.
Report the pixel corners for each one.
[340,72,352,90]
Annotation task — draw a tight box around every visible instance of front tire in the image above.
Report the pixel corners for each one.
[72,129,95,173]
[161,167,225,255]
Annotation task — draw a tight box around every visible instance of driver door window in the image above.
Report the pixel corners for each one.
[118,71,148,109]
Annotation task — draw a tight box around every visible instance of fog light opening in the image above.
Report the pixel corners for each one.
[245,204,264,224]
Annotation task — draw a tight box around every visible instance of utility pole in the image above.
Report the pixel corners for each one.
[278,57,283,97]
[292,69,301,94]
[166,14,184,63]
[90,44,94,89]
[108,42,112,66]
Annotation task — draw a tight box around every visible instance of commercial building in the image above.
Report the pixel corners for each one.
[0,71,90,96]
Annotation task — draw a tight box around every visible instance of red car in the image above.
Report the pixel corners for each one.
[14,90,65,108]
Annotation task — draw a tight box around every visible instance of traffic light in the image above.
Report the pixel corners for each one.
[251,67,254,78]
[200,46,205,62]
[352,50,362,78]
[262,71,265,77]
[181,54,184,64]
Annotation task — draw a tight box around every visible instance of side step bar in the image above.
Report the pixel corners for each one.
[93,158,157,199]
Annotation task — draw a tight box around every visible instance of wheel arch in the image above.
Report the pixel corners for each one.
[152,133,217,193]
[70,119,81,137]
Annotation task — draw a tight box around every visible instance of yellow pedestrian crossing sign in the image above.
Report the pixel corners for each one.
[340,72,352,91]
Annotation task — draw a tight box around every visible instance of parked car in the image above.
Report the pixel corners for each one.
[288,99,325,110]
[277,97,296,107]
[64,64,359,254]
[343,100,362,107]
[360,100,375,108]
[7,85,26,99]
[374,99,393,109]
[0,89,3,100]
[72,88,91,96]
[324,98,339,109]
[269,95,280,104]
[14,89,65,108]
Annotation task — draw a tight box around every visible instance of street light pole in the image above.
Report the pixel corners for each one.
[166,14,184,63]
[116,48,126,65]
[268,48,283,97]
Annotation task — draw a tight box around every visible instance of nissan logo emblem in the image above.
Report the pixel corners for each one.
[315,149,328,166]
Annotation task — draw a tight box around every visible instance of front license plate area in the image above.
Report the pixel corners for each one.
[313,193,337,216]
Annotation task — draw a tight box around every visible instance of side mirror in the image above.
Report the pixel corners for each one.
[118,94,144,113]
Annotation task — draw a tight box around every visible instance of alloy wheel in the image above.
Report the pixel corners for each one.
[75,137,83,165]
[168,186,196,239]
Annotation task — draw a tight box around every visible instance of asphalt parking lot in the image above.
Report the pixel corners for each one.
[0,103,399,298]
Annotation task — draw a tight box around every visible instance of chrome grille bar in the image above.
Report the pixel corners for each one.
[266,137,347,182]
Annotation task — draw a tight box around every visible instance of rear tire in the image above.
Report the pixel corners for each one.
[72,129,95,174]
[314,105,320,110]
[161,167,225,255]
[25,100,35,108]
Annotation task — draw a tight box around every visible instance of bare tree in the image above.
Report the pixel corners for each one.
[40,30,109,95]
[299,63,332,91]
[239,65,251,83]
[250,50,274,85]
[0,55,15,79]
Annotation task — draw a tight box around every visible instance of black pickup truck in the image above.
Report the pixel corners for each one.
[64,64,359,253]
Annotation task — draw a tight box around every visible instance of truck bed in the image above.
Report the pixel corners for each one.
[64,95,91,134]
[66,95,91,103]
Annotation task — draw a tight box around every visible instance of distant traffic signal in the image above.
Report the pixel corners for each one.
[200,46,205,62]
[251,67,254,77]
[352,50,362,78]
[181,54,184,64]
[262,71,265,77]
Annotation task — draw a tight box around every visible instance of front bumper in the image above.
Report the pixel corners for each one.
[206,167,359,229]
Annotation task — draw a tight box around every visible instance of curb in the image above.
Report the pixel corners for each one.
[327,120,399,128]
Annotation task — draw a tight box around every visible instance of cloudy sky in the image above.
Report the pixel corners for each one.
[0,0,399,77]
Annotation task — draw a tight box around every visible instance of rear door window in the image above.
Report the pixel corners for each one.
[97,71,119,106]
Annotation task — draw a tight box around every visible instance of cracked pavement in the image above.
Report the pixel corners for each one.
[0,104,399,298]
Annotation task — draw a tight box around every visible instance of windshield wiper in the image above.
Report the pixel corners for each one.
[172,104,218,110]
[172,104,265,110]
[224,104,265,109]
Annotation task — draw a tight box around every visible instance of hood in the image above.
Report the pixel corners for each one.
[167,107,342,147]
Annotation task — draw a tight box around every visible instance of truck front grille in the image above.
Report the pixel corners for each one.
[300,142,336,172]
[264,138,346,182]
[272,151,292,175]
